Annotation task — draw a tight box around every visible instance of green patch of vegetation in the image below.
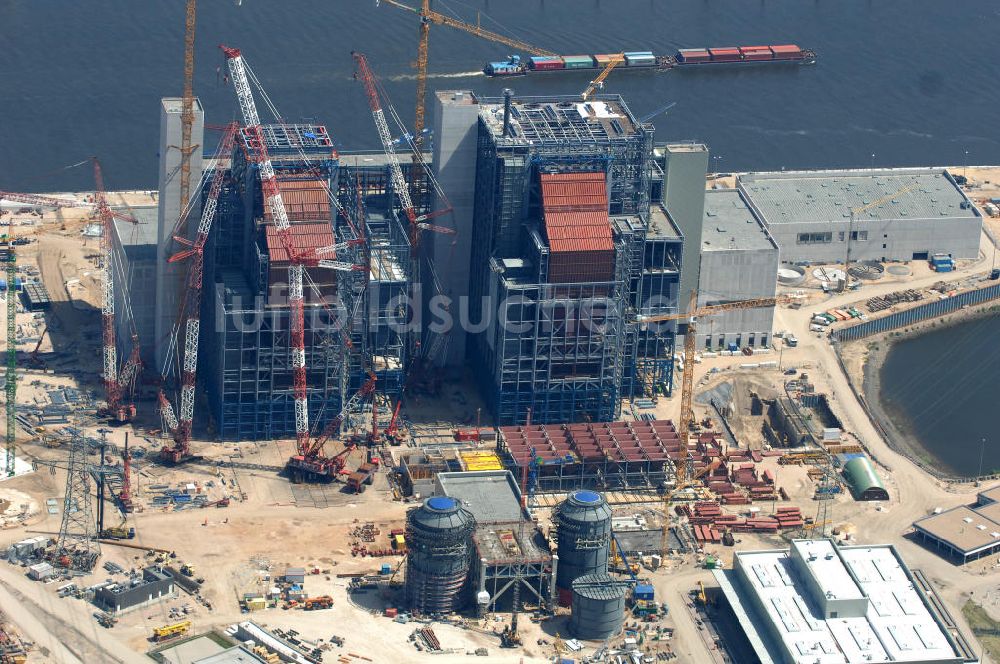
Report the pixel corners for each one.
[962,599,1000,660]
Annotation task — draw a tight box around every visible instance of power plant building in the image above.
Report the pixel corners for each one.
[713,539,978,664]
[696,189,779,350]
[738,169,981,265]
[110,206,159,368]
[459,93,681,425]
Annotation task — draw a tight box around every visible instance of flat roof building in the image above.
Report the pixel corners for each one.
[94,567,175,614]
[713,539,978,664]
[696,189,780,350]
[913,485,1000,563]
[738,169,981,265]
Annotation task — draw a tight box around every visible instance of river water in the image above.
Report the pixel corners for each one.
[2,0,1000,192]
[878,313,1000,477]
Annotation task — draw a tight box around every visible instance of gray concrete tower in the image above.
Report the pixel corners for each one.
[661,143,708,314]
[430,90,479,367]
[155,97,204,371]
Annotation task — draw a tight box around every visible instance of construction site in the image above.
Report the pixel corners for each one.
[2,3,1000,664]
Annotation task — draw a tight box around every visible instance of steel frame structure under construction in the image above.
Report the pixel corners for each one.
[469,94,680,425]
[201,127,421,440]
[496,420,681,492]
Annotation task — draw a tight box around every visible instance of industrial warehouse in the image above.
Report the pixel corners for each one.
[2,3,1000,663]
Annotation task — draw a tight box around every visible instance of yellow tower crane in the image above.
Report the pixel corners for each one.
[178,0,199,232]
[581,55,624,101]
[378,0,557,143]
[638,292,795,552]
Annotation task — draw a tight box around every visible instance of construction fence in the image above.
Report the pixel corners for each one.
[833,282,1000,342]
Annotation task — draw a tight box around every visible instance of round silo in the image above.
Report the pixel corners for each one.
[555,490,612,593]
[569,572,627,640]
[404,496,476,614]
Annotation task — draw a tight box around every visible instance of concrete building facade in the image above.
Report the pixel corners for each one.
[739,169,981,265]
[660,143,708,314]
[111,207,158,368]
[696,189,779,350]
[431,90,480,368]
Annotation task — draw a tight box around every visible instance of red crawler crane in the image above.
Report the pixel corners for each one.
[93,158,142,422]
[286,372,377,481]
[158,123,240,464]
[221,45,364,454]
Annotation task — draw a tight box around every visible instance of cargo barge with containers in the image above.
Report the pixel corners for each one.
[484,45,816,77]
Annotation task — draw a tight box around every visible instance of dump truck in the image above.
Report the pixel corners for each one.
[303,595,333,610]
[347,463,377,493]
[152,620,191,642]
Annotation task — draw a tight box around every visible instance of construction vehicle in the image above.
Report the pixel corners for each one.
[286,372,376,482]
[92,158,142,424]
[158,123,240,464]
[609,532,640,577]
[180,563,196,577]
[303,595,333,610]
[95,611,118,629]
[99,525,135,540]
[347,463,377,493]
[152,620,191,642]
[382,400,406,446]
[220,46,367,459]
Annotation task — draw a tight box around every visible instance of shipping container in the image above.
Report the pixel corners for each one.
[709,47,742,63]
[770,44,803,60]
[593,54,619,66]
[529,56,565,70]
[623,51,654,58]
[562,55,596,69]
[625,55,656,67]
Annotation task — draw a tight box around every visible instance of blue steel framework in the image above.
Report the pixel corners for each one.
[202,128,417,441]
[469,95,679,426]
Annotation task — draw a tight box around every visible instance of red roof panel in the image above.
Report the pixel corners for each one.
[263,179,331,223]
[265,223,334,263]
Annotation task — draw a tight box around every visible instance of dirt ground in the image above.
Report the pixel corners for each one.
[2,176,1000,663]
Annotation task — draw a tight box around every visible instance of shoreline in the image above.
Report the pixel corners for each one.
[846,301,1000,482]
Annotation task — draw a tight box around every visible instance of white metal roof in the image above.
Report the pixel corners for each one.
[738,169,977,225]
[716,540,969,664]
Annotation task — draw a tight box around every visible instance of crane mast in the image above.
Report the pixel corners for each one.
[92,158,132,421]
[178,0,198,233]
[221,46,312,451]
[159,123,239,463]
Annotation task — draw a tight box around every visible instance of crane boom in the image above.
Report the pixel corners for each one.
[655,291,796,554]
[178,0,198,235]
[4,229,15,476]
[222,46,312,451]
[581,55,624,101]
[352,52,419,232]
[379,0,557,57]
[159,123,240,464]
[92,158,132,421]
[377,0,555,142]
